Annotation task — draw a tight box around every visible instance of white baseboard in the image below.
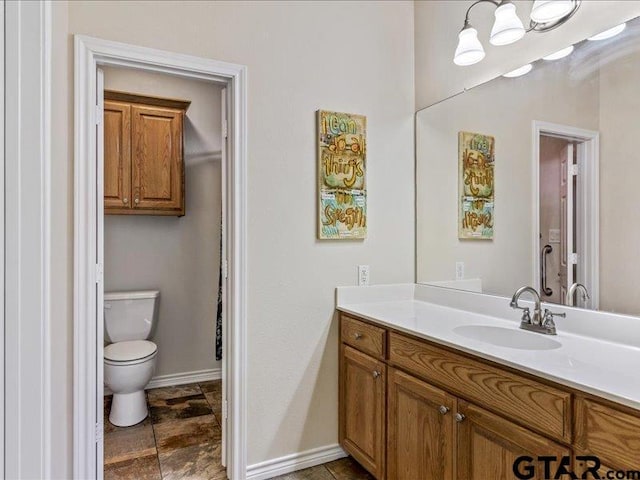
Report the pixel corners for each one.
[246,444,347,480]
[146,367,221,390]
[104,367,221,396]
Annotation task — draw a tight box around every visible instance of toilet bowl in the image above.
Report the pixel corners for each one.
[104,290,160,427]
[104,340,158,426]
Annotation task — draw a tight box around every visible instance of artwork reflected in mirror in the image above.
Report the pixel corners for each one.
[416,16,640,317]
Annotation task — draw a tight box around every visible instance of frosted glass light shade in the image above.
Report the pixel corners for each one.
[530,0,574,23]
[490,2,525,46]
[454,27,485,66]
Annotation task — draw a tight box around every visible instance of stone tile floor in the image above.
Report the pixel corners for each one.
[104,380,372,479]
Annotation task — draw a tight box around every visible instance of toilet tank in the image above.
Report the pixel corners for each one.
[104,290,160,343]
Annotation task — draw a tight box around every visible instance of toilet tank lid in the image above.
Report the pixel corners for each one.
[104,290,160,301]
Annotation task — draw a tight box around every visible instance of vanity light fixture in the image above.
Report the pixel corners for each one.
[542,45,574,60]
[587,23,626,41]
[502,63,533,78]
[454,0,581,66]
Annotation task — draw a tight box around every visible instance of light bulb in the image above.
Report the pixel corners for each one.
[503,64,533,78]
[530,0,574,24]
[454,26,485,66]
[490,2,525,46]
[542,45,574,60]
[588,23,626,41]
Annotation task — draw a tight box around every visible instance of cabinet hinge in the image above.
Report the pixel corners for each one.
[223,399,228,420]
[95,422,103,443]
[96,263,104,284]
[95,104,103,125]
[222,119,228,139]
[569,253,578,264]
[223,259,229,280]
[569,164,579,176]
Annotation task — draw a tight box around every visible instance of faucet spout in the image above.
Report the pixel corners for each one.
[566,283,590,307]
[510,286,542,324]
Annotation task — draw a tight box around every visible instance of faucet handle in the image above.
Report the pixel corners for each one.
[520,307,531,324]
[542,309,565,333]
[543,309,566,322]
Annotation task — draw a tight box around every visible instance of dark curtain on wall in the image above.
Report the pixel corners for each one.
[216,223,223,361]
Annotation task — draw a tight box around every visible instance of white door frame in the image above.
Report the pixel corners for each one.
[74,36,248,479]
[5,1,52,478]
[532,120,599,308]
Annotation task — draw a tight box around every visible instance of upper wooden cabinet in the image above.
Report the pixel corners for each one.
[104,90,190,216]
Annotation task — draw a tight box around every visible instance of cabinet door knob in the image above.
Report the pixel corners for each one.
[123,197,128,204]
[455,413,465,423]
[134,198,139,204]
[372,370,381,379]
[438,405,450,415]
[354,332,363,340]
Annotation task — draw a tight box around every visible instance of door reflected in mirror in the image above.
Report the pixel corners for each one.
[416,15,640,317]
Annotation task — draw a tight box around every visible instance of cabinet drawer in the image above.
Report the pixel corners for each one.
[341,315,386,359]
[575,398,640,470]
[388,332,571,443]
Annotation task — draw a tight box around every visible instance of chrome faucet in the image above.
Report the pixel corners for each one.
[566,283,590,307]
[510,286,564,335]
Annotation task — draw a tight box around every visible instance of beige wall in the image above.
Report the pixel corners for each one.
[414,0,640,109]
[52,1,415,476]
[599,47,640,315]
[103,67,223,378]
[416,59,599,297]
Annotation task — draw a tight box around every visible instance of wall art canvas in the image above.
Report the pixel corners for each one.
[317,110,367,239]
[458,131,495,240]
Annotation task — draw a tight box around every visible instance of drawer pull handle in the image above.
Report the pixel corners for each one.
[372,370,381,379]
[134,198,140,204]
[354,332,363,340]
[438,405,450,415]
[123,197,128,204]
[455,413,465,423]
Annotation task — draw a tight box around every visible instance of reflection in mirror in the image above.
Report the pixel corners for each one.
[416,16,640,317]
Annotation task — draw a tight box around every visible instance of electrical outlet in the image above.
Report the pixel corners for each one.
[455,262,464,281]
[358,265,370,286]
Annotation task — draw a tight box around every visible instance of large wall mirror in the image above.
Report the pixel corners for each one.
[416,16,640,317]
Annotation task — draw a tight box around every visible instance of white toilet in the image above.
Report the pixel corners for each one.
[104,290,160,427]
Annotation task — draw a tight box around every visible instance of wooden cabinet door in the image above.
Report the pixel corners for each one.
[340,345,386,479]
[456,401,570,480]
[104,101,131,210]
[387,367,454,480]
[131,105,184,214]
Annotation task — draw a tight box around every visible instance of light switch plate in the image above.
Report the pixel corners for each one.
[456,262,464,281]
[358,265,370,286]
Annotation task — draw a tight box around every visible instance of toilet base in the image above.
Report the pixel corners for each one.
[109,390,148,427]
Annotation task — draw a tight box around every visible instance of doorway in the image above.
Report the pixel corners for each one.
[74,36,248,480]
[533,121,599,309]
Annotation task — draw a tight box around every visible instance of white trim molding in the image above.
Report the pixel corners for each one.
[74,35,248,479]
[531,120,600,308]
[246,445,347,480]
[104,368,222,396]
[4,1,53,478]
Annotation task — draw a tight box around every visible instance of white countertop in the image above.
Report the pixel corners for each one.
[336,285,640,410]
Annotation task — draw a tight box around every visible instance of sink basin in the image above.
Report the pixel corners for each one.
[452,325,562,351]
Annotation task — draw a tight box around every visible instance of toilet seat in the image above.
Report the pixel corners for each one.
[105,340,157,366]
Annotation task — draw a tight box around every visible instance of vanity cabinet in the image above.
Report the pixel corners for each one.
[456,400,569,479]
[340,344,386,479]
[339,312,640,480]
[387,367,454,480]
[104,90,190,216]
